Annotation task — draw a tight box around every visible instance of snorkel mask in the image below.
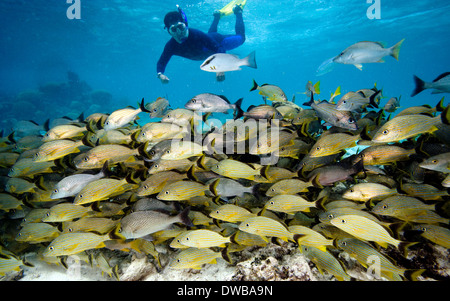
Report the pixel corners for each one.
[165,5,189,43]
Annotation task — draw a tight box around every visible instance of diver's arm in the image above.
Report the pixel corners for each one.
[156,45,173,83]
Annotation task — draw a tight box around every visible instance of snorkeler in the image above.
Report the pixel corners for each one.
[156,4,246,84]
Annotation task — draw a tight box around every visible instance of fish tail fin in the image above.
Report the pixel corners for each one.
[411,75,426,97]
[139,98,150,113]
[221,246,233,264]
[435,97,445,112]
[302,92,315,107]
[440,104,450,125]
[398,241,418,258]
[250,79,259,91]
[369,89,382,108]
[233,97,244,119]
[178,206,194,227]
[244,51,257,69]
[313,81,321,95]
[390,38,405,61]
[404,269,426,281]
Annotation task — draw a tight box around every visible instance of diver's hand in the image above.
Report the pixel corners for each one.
[157,73,170,84]
[216,72,225,82]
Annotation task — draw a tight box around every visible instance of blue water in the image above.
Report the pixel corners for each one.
[1,0,449,132]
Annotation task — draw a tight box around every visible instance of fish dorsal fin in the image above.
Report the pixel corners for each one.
[433,72,450,82]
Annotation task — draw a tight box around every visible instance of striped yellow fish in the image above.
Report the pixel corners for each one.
[335,238,408,281]
[209,204,255,223]
[42,203,94,222]
[74,177,138,205]
[33,139,85,162]
[42,124,87,142]
[177,229,230,248]
[330,214,403,248]
[74,144,139,169]
[103,98,147,131]
[289,225,334,251]
[342,182,397,202]
[15,223,61,244]
[266,178,313,196]
[265,194,316,214]
[8,158,55,178]
[300,246,350,281]
[372,105,450,143]
[239,216,294,242]
[371,195,435,217]
[211,159,263,180]
[148,159,195,174]
[61,217,118,234]
[229,230,268,247]
[170,248,222,269]
[308,132,361,158]
[400,182,449,201]
[411,224,450,249]
[0,193,23,212]
[0,254,32,276]
[160,140,209,160]
[43,232,110,257]
[136,171,187,196]
[161,108,197,127]
[355,144,416,165]
[156,180,207,201]
[134,122,188,143]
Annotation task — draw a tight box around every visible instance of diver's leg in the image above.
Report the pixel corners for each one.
[208,12,221,33]
[219,7,245,50]
[234,8,245,38]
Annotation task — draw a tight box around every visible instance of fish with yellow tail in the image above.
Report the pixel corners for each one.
[43,232,111,257]
[333,39,405,70]
[239,216,294,242]
[330,214,404,249]
[102,98,150,131]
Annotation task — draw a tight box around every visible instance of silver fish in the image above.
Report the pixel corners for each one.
[200,51,257,72]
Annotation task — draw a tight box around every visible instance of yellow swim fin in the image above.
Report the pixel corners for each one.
[218,0,247,17]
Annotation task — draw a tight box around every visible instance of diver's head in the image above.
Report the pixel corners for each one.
[164,9,189,44]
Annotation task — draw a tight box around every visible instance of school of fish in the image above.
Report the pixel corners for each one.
[1,77,450,281]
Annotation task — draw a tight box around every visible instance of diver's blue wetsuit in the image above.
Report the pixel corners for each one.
[156,13,245,74]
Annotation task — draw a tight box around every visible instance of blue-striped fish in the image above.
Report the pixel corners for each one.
[372,105,450,143]
[300,245,350,281]
[211,159,263,180]
[43,232,110,257]
[289,225,333,251]
[308,132,361,158]
[176,229,230,248]
[209,204,255,223]
[103,98,148,131]
[0,254,33,276]
[330,214,403,248]
[73,177,138,205]
[371,195,435,217]
[335,238,408,281]
[342,183,397,202]
[156,180,208,201]
[265,194,316,214]
[33,139,86,162]
[410,224,450,249]
[239,216,294,242]
[41,203,94,222]
[266,178,313,197]
[15,223,60,244]
[170,248,223,269]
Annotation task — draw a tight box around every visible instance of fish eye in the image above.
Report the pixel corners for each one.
[431,160,438,164]
[83,156,89,162]
[105,121,109,125]
[17,232,22,237]
[79,194,83,198]
[191,99,196,103]
[421,227,427,232]
[316,146,321,150]
[342,100,347,104]
[327,214,334,219]
[153,109,157,112]
[340,219,346,224]
[271,188,275,192]
[382,129,389,135]
[53,189,58,193]
[342,241,347,246]
[118,227,122,233]
[49,246,54,251]
[166,150,170,154]
[349,189,354,193]
[382,204,388,209]
[270,201,274,205]
[143,185,149,190]
[185,237,190,241]
[154,164,159,168]
[177,259,181,263]
[46,212,50,217]
[68,227,73,232]
[216,210,220,214]
[348,118,355,123]
[246,223,250,227]
[165,190,170,194]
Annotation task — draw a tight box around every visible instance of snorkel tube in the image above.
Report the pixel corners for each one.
[177,4,188,27]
